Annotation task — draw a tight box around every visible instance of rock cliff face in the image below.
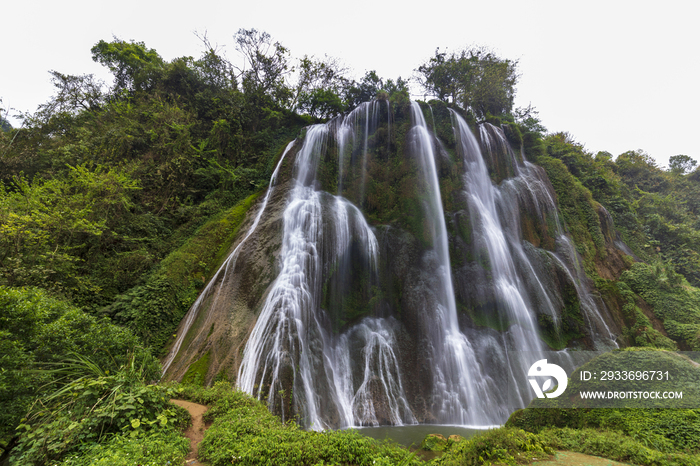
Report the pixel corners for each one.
[162,100,634,428]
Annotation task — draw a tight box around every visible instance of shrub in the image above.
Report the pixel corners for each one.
[0,286,159,446]
[11,355,185,465]
[178,383,423,466]
[543,427,700,466]
[432,427,553,466]
[56,429,189,466]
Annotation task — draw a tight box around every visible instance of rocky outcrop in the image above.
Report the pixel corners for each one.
[163,100,633,427]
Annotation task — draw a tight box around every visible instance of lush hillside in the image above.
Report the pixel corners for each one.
[2,31,700,465]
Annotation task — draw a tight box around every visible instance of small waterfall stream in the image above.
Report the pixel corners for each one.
[409,102,496,425]
[451,111,546,411]
[161,140,296,376]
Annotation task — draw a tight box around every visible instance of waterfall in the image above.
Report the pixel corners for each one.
[451,110,546,412]
[548,235,619,348]
[168,99,620,429]
[476,123,617,349]
[409,102,497,425]
[335,101,384,202]
[238,106,415,429]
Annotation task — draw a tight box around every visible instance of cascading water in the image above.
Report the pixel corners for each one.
[238,104,415,429]
[408,102,498,425]
[476,122,618,349]
[166,99,622,429]
[451,111,546,411]
[548,235,619,348]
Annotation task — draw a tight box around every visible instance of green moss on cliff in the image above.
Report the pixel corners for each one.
[536,156,606,276]
[620,262,700,350]
[182,350,212,386]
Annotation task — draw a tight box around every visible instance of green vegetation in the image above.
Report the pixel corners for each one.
[55,430,189,466]
[102,191,260,351]
[536,133,700,289]
[616,279,678,350]
[534,155,606,274]
[524,131,700,352]
[417,46,518,119]
[0,286,159,448]
[543,428,700,466]
[423,422,700,466]
[432,428,553,466]
[181,349,212,385]
[11,355,187,465]
[621,262,700,349]
[505,414,700,466]
[4,354,189,465]
[2,27,700,466]
[507,350,700,465]
[178,382,424,466]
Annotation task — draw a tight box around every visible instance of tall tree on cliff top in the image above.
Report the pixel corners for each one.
[234,28,292,108]
[417,46,519,119]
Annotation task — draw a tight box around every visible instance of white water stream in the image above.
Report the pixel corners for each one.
[167,100,618,428]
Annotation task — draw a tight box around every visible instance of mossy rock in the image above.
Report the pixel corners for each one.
[182,350,212,386]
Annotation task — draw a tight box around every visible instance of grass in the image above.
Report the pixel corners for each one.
[56,429,189,466]
[177,382,424,466]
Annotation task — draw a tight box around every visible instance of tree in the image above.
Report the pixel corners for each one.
[514,104,546,134]
[0,164,139,292]
[91,38,164,93]
[292,54,349,118]
[36,71,105,119]
[0,99,11,132]
[417,46,518,118]
[193,31,238,91]
[233,29,292,107]
[344,70,385,109]
[668,154,697,175]
[616,150,669,193]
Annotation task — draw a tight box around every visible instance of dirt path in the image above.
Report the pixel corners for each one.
[535,451,630,466]
[170,399,209,464]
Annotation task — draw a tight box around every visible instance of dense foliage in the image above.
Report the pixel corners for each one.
[0,286,159,447]
[11,356,187,465]
[178,382,423,466]
[537,134,700,288]
[417,46,518,118]
[2,29,700,465]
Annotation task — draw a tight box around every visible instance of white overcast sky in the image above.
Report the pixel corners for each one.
[2,0,698,168]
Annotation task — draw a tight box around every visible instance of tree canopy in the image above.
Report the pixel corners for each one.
[417,46,519,118]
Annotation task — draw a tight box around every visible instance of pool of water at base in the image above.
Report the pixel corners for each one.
[347,424,500,448]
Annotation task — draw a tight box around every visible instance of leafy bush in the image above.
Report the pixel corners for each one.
[543,427,700,466]
[432,427,553,466]
[509,407,700,455]
[177,382,422,466]
[621,263,700,349]
[0,286,159,446]
[103,191,260,352]
[11,356,186,465]
[56,429,189,466]
[535,155,606,274]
